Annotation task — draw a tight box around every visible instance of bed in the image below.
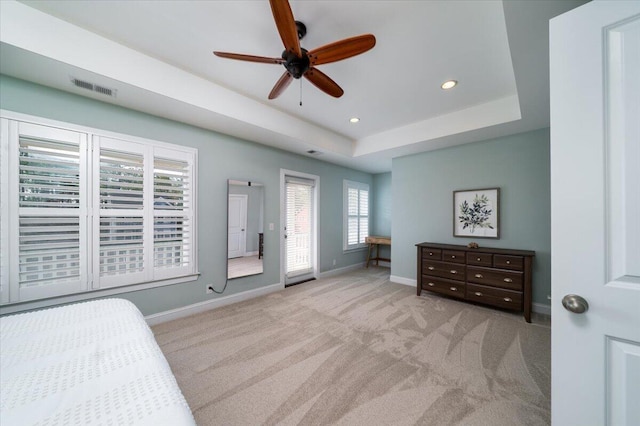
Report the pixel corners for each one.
[0,298,195,425]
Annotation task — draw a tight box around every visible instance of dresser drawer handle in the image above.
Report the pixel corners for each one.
[429,252,434,256]
[503,278,513,283]
[506,260,511,264]
[503,297,513,302]
[474,292,483,297]
[450,287,458,291]
[427,282,435,287]
[476,257,481,261]
[474,273,483,278]
[450,270,458,274]
[428,266,435,271]
[451,255,456,259]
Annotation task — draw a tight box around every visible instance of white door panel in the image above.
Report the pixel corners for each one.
[550,2,640,425]
[228,194,247,259]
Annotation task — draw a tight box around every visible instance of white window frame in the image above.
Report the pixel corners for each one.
[9,121,89,303]
[0,110,198,308]
[343,179,370,251]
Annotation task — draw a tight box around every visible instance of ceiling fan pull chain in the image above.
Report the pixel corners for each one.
[299,79,303,106]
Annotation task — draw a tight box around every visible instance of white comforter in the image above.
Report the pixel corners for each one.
[0,299,195,426]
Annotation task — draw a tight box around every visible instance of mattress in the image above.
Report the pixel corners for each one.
[0,299,195,426]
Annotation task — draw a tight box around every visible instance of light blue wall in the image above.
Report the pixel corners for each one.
[391,129,551,306]
[0,75,373,315]
[371,172,392,260]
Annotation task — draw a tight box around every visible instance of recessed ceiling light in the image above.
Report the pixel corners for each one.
[441,80,458,90]
[350,117,360,123]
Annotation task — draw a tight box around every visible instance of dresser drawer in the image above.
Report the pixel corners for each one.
[422,276,465,299]
[494,255,524,271]
[466,252,493,267]
[466,283,523,311]
[442,250,466,264]
[422,248,442,260]
[423,260,465,281]
[466,266,523,291]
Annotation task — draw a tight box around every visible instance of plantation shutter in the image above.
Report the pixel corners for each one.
[0,119,7,304]
[94,137,147,288]
[344,180,369,250]
[285,176,314,278]
[153,148,194,279]
[11,122,88,302]
[359,187,369,244]
[2,115,198,304]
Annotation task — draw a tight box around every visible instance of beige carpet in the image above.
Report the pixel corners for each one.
[153,267,551,425]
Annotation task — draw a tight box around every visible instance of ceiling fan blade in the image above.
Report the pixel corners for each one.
[213,51,284,64]
[308,34,376,66]
[268,72,293,99]
[269,0,302,57]
[304,68,344,98]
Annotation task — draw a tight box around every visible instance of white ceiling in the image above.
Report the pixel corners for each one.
[0,0,587,173]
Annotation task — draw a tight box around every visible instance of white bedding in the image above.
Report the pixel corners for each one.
[0,299,195,426]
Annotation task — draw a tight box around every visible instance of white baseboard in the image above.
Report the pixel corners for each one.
[390,275,416,287]
[145,282,283,326]
[532,302,551,316]
[319,262,365,279]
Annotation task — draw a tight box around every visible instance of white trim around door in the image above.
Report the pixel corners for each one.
[280,169,319,286]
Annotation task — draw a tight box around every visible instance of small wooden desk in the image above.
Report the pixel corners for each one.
[365,236,391,267]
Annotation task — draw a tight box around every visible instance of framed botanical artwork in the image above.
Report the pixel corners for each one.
[453,188,500,239]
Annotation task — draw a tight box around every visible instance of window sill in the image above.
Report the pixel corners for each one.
[343,246,368,254]
[0,272,201,315]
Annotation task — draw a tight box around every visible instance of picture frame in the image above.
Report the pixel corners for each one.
[453,188,500,239]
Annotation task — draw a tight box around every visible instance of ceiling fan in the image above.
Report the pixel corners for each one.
[213,0,376,100]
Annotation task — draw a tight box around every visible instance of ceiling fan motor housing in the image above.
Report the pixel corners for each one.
[282,48,310,79]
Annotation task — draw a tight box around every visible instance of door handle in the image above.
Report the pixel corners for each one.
[562,294,589,314]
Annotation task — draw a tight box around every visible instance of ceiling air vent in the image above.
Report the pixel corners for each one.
[70,77,117,98]
[306,150,321,155]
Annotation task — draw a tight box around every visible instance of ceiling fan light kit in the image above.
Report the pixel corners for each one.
[213,0,376,101]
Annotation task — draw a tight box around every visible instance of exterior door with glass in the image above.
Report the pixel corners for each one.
[282,172,317,286]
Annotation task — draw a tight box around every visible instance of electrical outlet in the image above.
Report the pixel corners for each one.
[269,223,274,231]
[206,285,214,294]
[332,259,336,266]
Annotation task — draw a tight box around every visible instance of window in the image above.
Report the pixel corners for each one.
[0,115,197,304]
[343,180,369,251]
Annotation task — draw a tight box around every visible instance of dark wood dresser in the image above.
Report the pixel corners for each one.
[416,242,535,322]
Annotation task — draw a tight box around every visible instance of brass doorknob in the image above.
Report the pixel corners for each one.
[562,294,589,314]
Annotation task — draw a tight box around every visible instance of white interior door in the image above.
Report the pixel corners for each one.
[282,173,317,286]
[228,194,247,259]
[550,2,640,425]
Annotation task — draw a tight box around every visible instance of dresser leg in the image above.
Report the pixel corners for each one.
[524,256,532,323]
